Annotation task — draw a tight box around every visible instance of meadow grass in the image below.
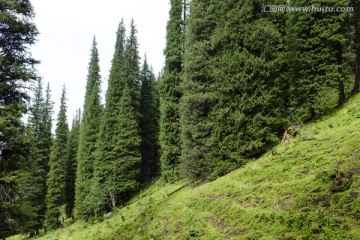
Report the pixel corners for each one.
[9,94,360,239]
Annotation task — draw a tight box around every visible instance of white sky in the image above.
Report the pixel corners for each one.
[30,0,169,125]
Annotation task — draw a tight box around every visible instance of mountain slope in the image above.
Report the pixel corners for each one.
[10,94,360,239]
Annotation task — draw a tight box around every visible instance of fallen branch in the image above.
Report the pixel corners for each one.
[167,182,193,196]
[301,136,317,141]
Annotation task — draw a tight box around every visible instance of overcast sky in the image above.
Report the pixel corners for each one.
[30,0,169,124]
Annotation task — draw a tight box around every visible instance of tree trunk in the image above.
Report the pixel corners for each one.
[308,107,316,121]
[56,212,59,229]
[337,42,345,105]
[339,81,345,105]
[109,191,116,209]
[308,88,317,120]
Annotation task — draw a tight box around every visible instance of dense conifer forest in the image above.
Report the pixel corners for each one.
[1,0,360,239]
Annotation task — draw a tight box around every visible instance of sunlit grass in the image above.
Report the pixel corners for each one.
[9,94,360,239]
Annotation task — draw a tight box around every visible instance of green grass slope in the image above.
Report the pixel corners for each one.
[10,94,360,239]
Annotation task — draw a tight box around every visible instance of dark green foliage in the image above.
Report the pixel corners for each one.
[45,86,69,230]
[0,0,38,102]
[288,0,352,119]
[180,0,288,180]
[0,113,33,238]
[124,19,141,112]
[180,0,217,179]
[92,21,142,215]
[65,109,81,218]
[43,83,53,165]
[159,0,184,181]
[21,80,53,234]
[352,0,360,93]
[74,37,102,219]
[102,85,141,207]
[139,57,160,182]
[93,21,127,215]
[0,0,38,238]
[209,0,288,179]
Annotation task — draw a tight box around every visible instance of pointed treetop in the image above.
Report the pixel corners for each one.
[112,20,126,66]
[60,84,67,105]
[45,82,51,98]
[143,54,148,67]
[91,36,99,60]
[125,19,140,74]
[45,82,53,107]
[91,36,99,59]
[130,19,137,34]
[84,36,102,109]
[116,20,126,48]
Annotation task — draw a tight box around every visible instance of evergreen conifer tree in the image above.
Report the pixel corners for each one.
[181,0,288,179]
[21,80,53,235]
[104,85,141,208]
[0,0,39,237]
[43,83,53,162]
[159,0,185,181]
[139,57,160,182]
[180,0,218,179]
[288,0,352,118]
[91,21,141,214]
[45,86,69,230]
[92,21,127,215]
[65,109,81,218]
[74,37,102,219]
[210,0,288,178]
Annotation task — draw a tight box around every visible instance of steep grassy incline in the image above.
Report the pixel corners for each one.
[10,94,360,239]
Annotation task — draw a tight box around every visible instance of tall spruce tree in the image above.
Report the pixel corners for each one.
[65,109,81,218]
[288,0,352,118]
[38,82,53,231]
[103,84,141,208]
[90,20,143,217]
[180,0,218,179]
[139,57,160,182]
[75,37,102,219]
[0,0,39,238]
[181,0,288,179]
[352,0,360,93]
[98,20,142,209]
[21,80,53,235]
[159,0,185,181]
[97,20,142,209]
[43,83,53,162]
[45,86,69,230]
[210,0,288,178]
[19,81,44,236]
[92,21,127,215]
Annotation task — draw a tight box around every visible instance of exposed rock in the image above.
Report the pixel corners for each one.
[350,192,359,199]
[330,170,353,193]
[104,212,112,218]
[301,136,317,141]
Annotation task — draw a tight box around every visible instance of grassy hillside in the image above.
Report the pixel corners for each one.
[10,94,360,239]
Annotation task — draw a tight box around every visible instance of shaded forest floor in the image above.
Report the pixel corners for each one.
[10,94,360,239]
